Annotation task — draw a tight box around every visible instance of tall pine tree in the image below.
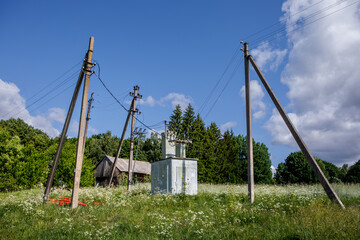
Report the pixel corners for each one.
[168,105,183,138]
[204,122,221,183]
[182,104,195,140]
[187,114,207,181]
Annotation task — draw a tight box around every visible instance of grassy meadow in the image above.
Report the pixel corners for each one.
[0,183,359,239]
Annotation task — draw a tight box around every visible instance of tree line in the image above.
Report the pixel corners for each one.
[275,151,360,184]
[167,104,360,184]
[1,106,359,191]
[168,104,273,184]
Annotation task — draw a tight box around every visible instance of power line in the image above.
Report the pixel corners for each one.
[250,0,346,44]
[2,61,82,119]
[198,45,241,114]
[250,0,359,48]
[244,0,326,42]
[26,81,78,116]
[204,57,244,120]
[27,60,83,103]
[93,70,161,135]
[5,69,80,119]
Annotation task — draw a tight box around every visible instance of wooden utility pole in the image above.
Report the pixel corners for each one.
[248,54,345,209]
[71,37,94,209]
[43,37,94,201]
[108,101,134,186]
[128,85,142,191]
[243,42,254,203]
[131,127,146,179]
[83,92,94,147]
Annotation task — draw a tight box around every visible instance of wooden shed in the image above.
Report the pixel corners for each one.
[94,155,151,186]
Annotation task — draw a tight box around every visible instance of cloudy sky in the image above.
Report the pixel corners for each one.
[1,0,359,167]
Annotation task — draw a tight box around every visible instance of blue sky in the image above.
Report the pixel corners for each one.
[1,0,360,168]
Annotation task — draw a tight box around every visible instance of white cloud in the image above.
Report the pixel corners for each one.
[48,107,66,124]
[220,121,237,133]
[240,80,266,119]
[160,93,193,109]
[251,41,287,71]
[139,96,156,107]
[265,0,360,165]
[130,93,193,110]
[0,78,60,137]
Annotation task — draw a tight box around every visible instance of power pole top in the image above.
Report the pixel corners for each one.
[88,37,94,52]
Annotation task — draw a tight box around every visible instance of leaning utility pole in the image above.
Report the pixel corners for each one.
[71,37,94,209]
[83,92,94,147]
[108,101,133,187]
[43,37,94,202]
[131,127,147,180]
[108,86,141,187]
[244,42,345,209]
[243,42,254,203]
[128,86,142,191]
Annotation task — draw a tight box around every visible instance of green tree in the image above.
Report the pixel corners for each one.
[0,119,51,191]
[187,114,207,181]
[45,138,95,188]
[168,105,183,138]
[345,160,360,183]
[339,164,348,182]
[238,136,273,184]
[142,133,161,162]
[216,130,243,183]
[181,104,195,140]
[16,145,48,188]
[323,161,341,183]
[0,128,23,191]
[275,151,327,184]
[0,118,49,148]
[203,122,221,183]
[84,131,119,164]
[275,162,286,184]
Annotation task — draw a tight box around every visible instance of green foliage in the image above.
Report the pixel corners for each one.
[84,131,119,165]
[187,114,207,181]
[169,104,183,137]
[45,139,95,188]
[323,161,342,183]
[276,151,328,184]
[345,160,360,183]
[216,130,243,184]
[167,106,273,184]
[0,128,23,191]
[0,119,96,191]
[141,133,161,162]
[238,136,273,184]
[0,118,49,149]
[181,104,195,140]
[339,164,349,182]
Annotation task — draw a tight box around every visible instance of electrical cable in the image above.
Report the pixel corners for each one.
[25,81,77,115]
[204,57,244,120]
[244,0,326,42]
[93,69,161,135]
[250,0,359,48]
[6,70,80,119]
[2,61,82,119]
[198,46,241,114]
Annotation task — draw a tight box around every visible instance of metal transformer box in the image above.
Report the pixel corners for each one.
[151,158,197,195]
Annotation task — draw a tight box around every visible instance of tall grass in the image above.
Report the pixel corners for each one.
[0,184,359,239]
